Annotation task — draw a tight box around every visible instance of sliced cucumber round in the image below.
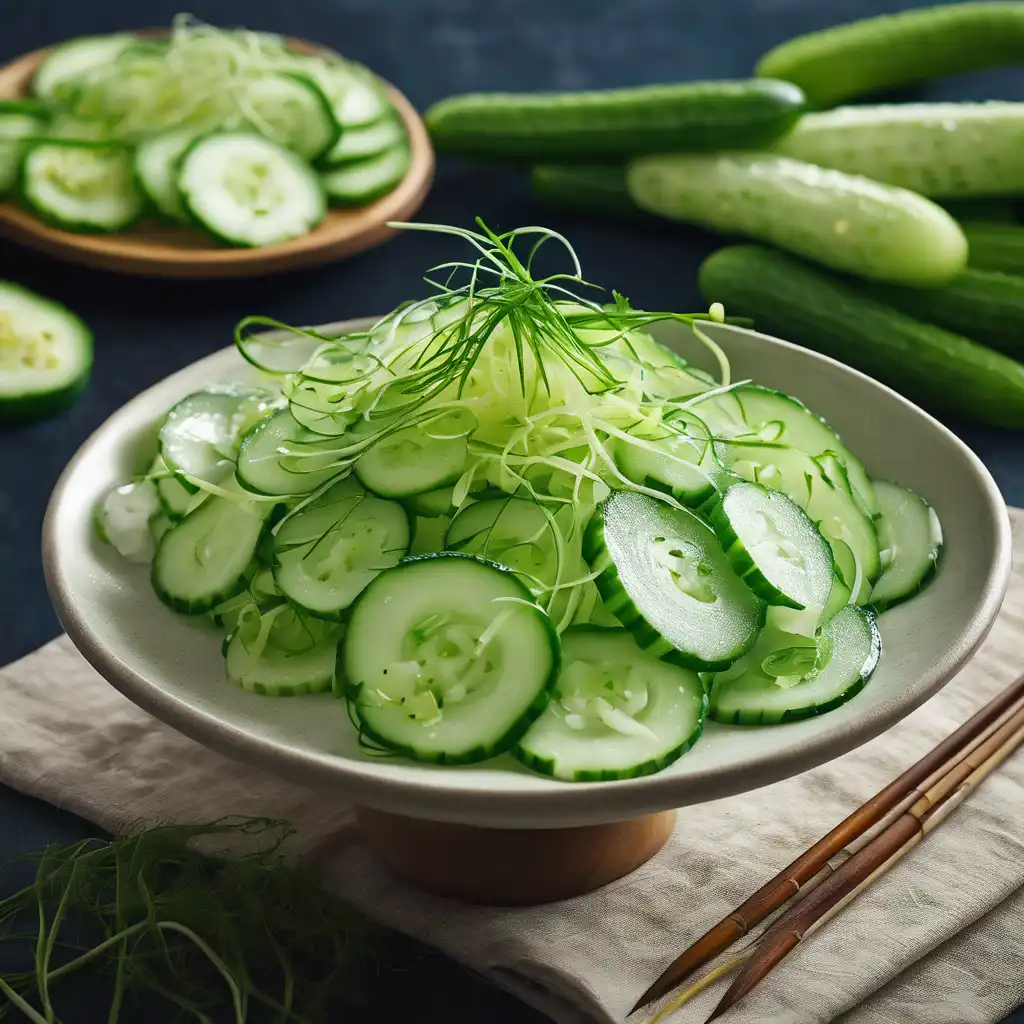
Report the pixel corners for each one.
[152,483,277,614]
[515,627,706,782]
[614,420,715,507]
[272,477,411,619]
[869,481,943,613]
[0,281,92,421]
[226,606,342,696]
[321,144,410,205]
[345,553,560,764]
[584,490,765,671]
[355,411,471,498]
[709,604,881,725]
[134,127,197,223]
[158,385,275,492]
[22,142,144,232]
[709,481,834,611]
[333,74,390,128]
[32,33,137,106]
[150,455,201,521]
[236,409,344,496]
[242,72,340,161]
[407,485,457,518]
[0,104,47,194]
[321,114,405,166]
[178,132,326,247]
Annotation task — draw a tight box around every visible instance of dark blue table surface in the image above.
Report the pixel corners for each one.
[2,0,1023,1020]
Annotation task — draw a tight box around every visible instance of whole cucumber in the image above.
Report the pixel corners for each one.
[530,165,648,221]
[697,245,1024,428]
[771,103,1024,198]
[861,269,1024,361]
[962,222,1024,276]
[425,79,805,162]
[627,152,967,286]
[756,2,1024,108]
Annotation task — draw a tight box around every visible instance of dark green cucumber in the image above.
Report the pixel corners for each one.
[530,165,650,221]
[698,245,1024,428]
[962,222,1024,276]
[861,269,1024,360]
[425,79,805,162]
[755,2,1024,108]
[940,199,1020,224]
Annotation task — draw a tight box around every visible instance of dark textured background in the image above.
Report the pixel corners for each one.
[1,0,1022,1020]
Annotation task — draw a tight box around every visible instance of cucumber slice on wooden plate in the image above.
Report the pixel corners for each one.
[178,132,326,247]
[344,553,560,764]
[272,477,412,619]
[22,141,144,232]
[584,490,766,671]
[321,114,405,166]
[515,627,706,782]
[321,144,410,205]
[0,101,48,194]
[242,72,340,161]
[0,281,92,421]
[134,127,197,222]
[709,605,881,725]
[869,480,943,613]
[32,33,138,106]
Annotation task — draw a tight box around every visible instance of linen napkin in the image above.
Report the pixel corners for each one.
[3,519,1024,1024]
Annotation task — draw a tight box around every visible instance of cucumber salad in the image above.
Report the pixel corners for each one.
[95,222,942,782]
[0,16,411,244]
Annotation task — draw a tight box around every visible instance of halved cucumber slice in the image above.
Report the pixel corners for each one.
[869,481,943,613]
[345,553,560,764]
[407,485,457,518]
[709,481,834,611]
[354,409,472,498]
[242,72,340,161]
[150,455,200,520]
[178,132,326,247]
[321,114,405,166]
[158,385,276,492]
[584,491,765,671]
[226,605,342,696]
[713,435,880,604]
[0,281,92,421]
[708,605,881,724]
[0,103,47,194]
[321,144,410,205]
[32,33,137,106]
[236,409,345,496]
[614,418,715,507]
[333,74,390,128]
[22,142,144,232]
[272,477,411,619]
[134,127,197,223]
[515,627,706,782]
[152,481,277,614]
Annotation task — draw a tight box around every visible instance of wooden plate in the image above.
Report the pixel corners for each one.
[0,39,434,278]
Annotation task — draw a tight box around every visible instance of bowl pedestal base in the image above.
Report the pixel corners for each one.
[355,807,677,905]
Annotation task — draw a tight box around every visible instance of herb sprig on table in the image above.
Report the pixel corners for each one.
[0,819,407,1023]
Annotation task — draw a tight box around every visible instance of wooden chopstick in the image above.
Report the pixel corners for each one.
[705,701,1024,1020]
[631,672,1024,1013]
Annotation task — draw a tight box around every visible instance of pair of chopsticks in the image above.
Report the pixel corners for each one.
[631,672,1024,1022]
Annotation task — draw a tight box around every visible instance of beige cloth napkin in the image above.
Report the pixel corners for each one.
[3,521,1024,1024]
